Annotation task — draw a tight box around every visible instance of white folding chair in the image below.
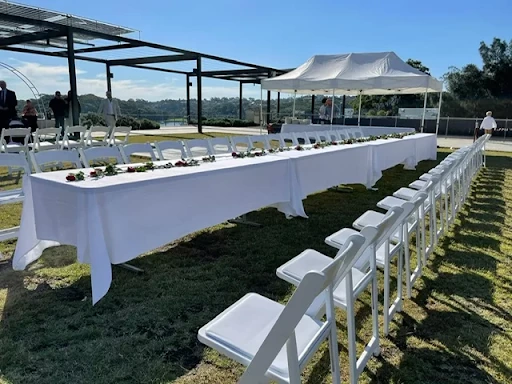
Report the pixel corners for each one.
[199,234,366,384]
[30,149,83,173]
[119,143,157,163]
[278,132,297,147]
[155,140,187,160]
[30,128,61,151]
[208,137,233,155]
[79,146,124,168]
[267,133,282,149]
[345,128,358,139]
[337,130,350,140]
[0,128,31,153]
[60,126,87,149]
[315,131,331,142]
[277,208,403,384]
[108,126,131,146]
[0,152,30,243]
[86,126,111,147]
[184,139,211,158]
[230,136,252,152]
[248,135,270,150]
[292,132,311,145]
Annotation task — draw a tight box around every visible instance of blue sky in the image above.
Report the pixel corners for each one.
[1,0,509,101]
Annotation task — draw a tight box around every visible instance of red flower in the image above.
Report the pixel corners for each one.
[90,171,97,177]
[331,141,338,145]
[175,160,186,167]
[231,152,238,157]
[66,174,76,182]
[295,145,303,151]
[127,167,136,173]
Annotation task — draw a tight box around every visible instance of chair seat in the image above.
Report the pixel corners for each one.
[353,210,385,230]
[276,249,367,308]
[198,293,323,378]
[0,189,24,204]
[325,228,359,249]
[378,195,431,215]
[419,173,433,181]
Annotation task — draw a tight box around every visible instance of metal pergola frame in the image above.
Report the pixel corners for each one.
[0,2,290,132]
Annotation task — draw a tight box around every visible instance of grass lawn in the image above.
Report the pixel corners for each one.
[0,134,511,383]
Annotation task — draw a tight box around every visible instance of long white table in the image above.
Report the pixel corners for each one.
[280,123,415,136]
[12,133,437,304]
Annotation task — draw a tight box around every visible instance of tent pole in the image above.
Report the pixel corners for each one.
[435,90,443,136]
[357,92,362,126]
[260,86,263,134]
[330,89,335,129]
[292,91,297,118]
[420,89,428,133]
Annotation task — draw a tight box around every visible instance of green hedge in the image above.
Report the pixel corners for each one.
[81,113,160,130]
[189,118,257,127]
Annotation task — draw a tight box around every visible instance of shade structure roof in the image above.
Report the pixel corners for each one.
[261,52,443,95]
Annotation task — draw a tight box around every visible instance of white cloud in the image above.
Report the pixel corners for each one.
[0,60,264,101]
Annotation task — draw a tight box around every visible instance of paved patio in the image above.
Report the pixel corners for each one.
[130,126,512,153]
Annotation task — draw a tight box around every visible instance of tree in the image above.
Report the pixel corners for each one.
[479,38,512,97]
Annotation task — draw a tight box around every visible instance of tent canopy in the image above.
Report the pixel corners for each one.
[261,52,443,95]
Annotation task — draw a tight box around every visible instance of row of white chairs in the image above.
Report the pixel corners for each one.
[0,125,132,153]
[196,134,489,383]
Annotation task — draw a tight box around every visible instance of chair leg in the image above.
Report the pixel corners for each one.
[345,273,358,384]
[329,326,342,384]
[370,269,381,357]
[404,227,412,298]
[383,257,390,336]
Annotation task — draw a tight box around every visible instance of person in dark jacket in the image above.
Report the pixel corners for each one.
[49,91,66,134]
[0,80,18,129]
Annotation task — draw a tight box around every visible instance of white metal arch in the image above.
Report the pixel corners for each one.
[0,62,46,118]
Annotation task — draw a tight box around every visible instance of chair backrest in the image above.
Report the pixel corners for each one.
[267,134,281,149]
[208,137,233,155]
[337,129,350,140]
[325,130,340,142]
[0,152,30,174]
[154,140,186,160]
[185,139,211,158]
[239,234,366,383]
[30,149,82,173]
[1,128,31,152]
[61,126,87,149]
[278,132,297,147]
[292,132,311,145]
[248,135,270,150]
[345,128,358,138]
[352,127,365,138]
[108,126,131,146]
[230,136,252,152]
[315,131,331,142]
[86,126,110,146]
[119,143,157,163]
[32,128,60,151]
[79,146,124,167]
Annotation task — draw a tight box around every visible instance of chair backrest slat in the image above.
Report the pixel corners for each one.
[30,149,82,173]
[79,146,124,167]
[154,140,186,160]
[184,139,211,158]
[119,143,157,163]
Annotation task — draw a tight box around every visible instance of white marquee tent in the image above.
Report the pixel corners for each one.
[261,52,444,132]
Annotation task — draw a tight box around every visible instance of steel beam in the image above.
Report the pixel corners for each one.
[108,53,197,66]
[124,64,188,75]
[67,29,79,126]
[239,82,243,119]
[186,74,191,124]
[71,43,139,54]
[0,29,65,46]
[106,64,112,94]
[0,45,107,64]
[196,57,202,134]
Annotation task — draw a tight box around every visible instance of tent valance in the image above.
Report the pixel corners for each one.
[261,52,443,95]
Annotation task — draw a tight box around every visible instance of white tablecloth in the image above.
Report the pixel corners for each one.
[13,156,305,304]
[280,123,415,135]
[12,133,437,304]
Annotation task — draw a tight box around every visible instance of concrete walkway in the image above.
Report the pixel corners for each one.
[132,126,512,153]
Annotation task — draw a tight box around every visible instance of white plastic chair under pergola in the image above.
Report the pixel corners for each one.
[0,128,31,153]
[154,140,187,160]
[248,135,270,150]
[119,143,157,164]
[29,149,83,173]
[276,207,404,384]
[292,132,312,145]
[60,126,87,149]
[108,126,131,146]
[208,137,233,155]
[230,135,252,152]
[79,146,124,168]
[0,152,30,245]
[184,139,211,158]
[85,126,111,147]
[30,128,61,152]
[198,233,367,384]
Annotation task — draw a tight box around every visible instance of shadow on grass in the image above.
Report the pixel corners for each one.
[369,159,512,384]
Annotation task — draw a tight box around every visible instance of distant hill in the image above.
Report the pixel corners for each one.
[31,93,355,121]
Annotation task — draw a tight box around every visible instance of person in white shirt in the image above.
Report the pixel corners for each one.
[480,111,497,135]
[98,91,121,131]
